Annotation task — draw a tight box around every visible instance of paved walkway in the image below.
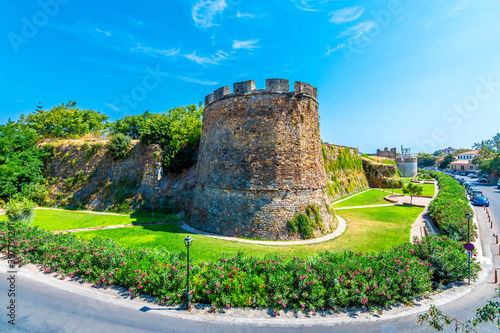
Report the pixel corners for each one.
[54,220,175,234]
[409,181,441,240]
[36,207,132,216]
[178,215,347,246]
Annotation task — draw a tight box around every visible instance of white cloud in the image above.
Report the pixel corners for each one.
[95,28,111,36]
[294,0,337,12]
[329,6,364,24]
[131,44,180,57]
[178,76,219,85]
[338,21,376,40]
[326,44,346,55]
[192,0,227,28]
[104,103,120,111]
[232,39,260,50]
[184,50,230,65]
[236,11,258,18]
[326,21,376,56]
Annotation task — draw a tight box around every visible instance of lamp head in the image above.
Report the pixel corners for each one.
[465,212,472,220]
[184,235,193,248]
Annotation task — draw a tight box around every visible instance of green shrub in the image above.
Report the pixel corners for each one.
[1,221,479,312]
[423,171,474,241]
[19,182,50,205]
[5,197,35,223]
[71,158,78,169]
[107,133,131,160]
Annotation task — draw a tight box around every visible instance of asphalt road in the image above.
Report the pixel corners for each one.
[2,180,500,332]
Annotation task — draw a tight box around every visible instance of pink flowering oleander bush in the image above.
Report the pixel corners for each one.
[425,171,476,242]
[0,221,479,311]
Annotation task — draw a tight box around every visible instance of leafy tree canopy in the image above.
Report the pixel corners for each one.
[439,154,455,169]
[473,133,500,175]
[0,121,45,199]
[18,101,109,139]
[108,111,151,140]
[418,154,437,167]
[138,104,203,171]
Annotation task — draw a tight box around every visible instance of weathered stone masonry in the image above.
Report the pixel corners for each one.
[190,79,334,240]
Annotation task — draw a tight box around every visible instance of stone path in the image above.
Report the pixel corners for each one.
[54,220,175,234]
[409,181,441,240]
[36,207,132,216]
[178,215,347,246]
[383,194,432,207]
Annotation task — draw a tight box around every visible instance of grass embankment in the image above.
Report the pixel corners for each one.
[0,209,179,231]
[333,189,391,208]
[76,205,423,261]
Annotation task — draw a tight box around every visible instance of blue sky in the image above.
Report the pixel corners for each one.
[1,0,499,154]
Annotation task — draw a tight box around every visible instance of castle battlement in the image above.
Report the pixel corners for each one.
[204,79,318,106]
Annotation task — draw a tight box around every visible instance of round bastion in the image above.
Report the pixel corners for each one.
[396,156,418,178]
[190,79,335,240]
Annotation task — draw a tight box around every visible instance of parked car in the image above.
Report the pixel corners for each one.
[473,196,490,207]
[497,179,500,189]
[471,190,484,200]
[469,174,478,178]
[478,177,488,183]
[467,186,478,195]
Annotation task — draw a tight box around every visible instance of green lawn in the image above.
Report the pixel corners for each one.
[333,189,391,208]
[0,209,179,231]
[76,205,423,261]
[384,178,435,197]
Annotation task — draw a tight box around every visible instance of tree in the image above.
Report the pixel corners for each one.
[417,287,500,332]
[418,154,438,167]
[139,104,203,172]
[18,101,109,138]
[0,121,46,200]
[402,183,423,206]
[108,111,151,139]
[433,150,444,157]
[473,134,500,175]
[439,154,455,169]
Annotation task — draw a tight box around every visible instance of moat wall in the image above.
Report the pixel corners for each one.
[190,79,334,240]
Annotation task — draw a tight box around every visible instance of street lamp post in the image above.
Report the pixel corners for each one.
[184,235,193,310]
[465,212,472,285]
[465,212,471,243]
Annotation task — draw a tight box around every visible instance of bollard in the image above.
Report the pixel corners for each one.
[497,235,499,244]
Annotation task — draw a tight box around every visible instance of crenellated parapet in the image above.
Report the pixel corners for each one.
[204,79,318,106]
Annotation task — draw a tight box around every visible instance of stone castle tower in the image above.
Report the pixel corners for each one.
[190,79,334,240]
[396,156,418,177]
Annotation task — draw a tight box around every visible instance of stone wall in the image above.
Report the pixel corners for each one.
[42,140,195,213]
[322,143,369,200]
[376,147,397,159]
[396,156,418,177]
[191,79,334,240]
[362,158,402,188]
